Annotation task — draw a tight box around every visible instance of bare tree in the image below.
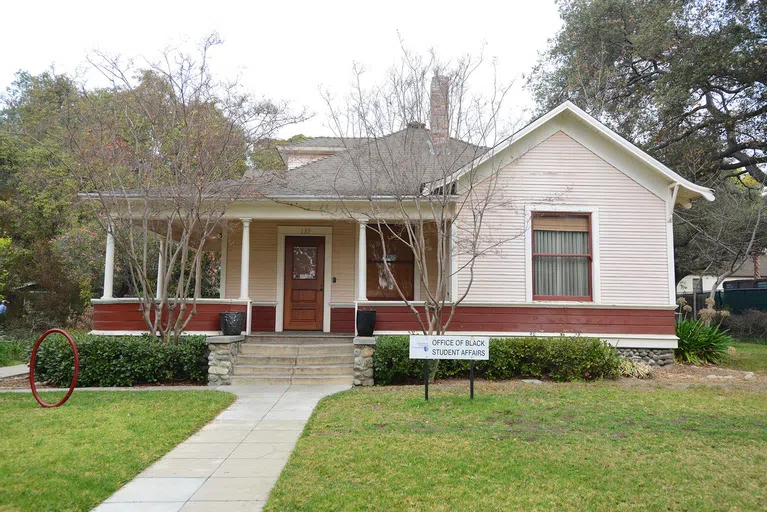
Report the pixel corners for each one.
[40,34,306,343]
[676,181,767,303]
[284,48,529,367]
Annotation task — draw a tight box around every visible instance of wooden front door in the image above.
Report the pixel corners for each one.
[284,236,325,331]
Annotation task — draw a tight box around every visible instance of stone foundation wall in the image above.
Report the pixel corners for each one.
[353,337,375,386]
[617,348,675,367]
[207,335,244,385]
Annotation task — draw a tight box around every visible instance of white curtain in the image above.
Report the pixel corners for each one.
[534,230,590,297]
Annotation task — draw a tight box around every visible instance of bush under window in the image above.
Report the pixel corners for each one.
[373,335,620,385]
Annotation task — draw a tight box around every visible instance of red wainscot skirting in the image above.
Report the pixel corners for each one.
[357,305,676,335]
[92,301,274,332]
[330,307,355,333]
[251,305,276,332]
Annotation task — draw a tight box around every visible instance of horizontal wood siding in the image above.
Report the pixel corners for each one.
[93,303,247,332]
[251,305,276,332]
[225,220,357,304]
[330,307,355,333]
[458,131,670,305]
[359,305,675,335]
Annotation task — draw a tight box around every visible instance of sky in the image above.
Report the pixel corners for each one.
[0,0,563,137]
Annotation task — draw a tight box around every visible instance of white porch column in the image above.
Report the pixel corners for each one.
[219,222,228,299]
[156,240,164,300]
[450,220,458,302]
[357,221,367,301]
[102,226,115,299]
[239,218,251,300]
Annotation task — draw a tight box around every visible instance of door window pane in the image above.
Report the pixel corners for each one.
[292,246,317,280]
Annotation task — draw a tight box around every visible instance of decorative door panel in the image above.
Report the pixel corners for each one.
[284,236,325,330]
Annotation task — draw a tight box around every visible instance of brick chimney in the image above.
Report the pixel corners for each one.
[430,74,450,150]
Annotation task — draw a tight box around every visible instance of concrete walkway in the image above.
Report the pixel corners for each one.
[94,383,350,512]
[0,364,28,379]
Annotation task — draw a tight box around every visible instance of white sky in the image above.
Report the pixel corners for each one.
[1,0,562,137]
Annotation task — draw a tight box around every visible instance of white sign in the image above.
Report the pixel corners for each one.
[409,335,490,360]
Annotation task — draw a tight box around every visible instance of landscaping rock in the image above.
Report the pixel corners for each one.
[353,338,376,386]
[744,372,755,380]
[206,335,243,386]
[521,379,543,384]
[617,348,675,367]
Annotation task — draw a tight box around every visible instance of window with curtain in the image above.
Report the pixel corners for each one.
[366,225,415,300]
[532,213,592,300]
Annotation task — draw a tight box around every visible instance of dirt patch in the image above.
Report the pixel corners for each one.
[0,376,33,389]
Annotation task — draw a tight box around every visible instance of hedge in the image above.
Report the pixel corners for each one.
[373,335,620,385]
[34,334,208,387]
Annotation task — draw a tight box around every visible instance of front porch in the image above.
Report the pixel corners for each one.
[92,218,449,335]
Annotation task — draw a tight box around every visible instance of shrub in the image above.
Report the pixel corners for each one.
[34,334,208,387]
[373,336,620,385]
[619,359,654,379]
[720,309,767,343]
[0,340,27,366]
[675,319,732,365]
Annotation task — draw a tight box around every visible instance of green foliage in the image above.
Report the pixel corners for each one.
[0,237,27,299]
[675,319,732,365]
[373,336,620,385]
[250,134,308,171]
[34,334,208,387]
[0,340,26,366]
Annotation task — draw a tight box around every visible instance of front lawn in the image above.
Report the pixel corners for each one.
[725,342,767,373]
[0,390,234,511]
[266,383,767,511]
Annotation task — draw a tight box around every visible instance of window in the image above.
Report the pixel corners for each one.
[366,225,415,300]
[532,213,592,301]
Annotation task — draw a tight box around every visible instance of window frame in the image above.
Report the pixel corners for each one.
[365,225,415,301]
[531,212,593,302]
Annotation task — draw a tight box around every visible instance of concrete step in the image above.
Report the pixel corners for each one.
[239,343,354,357]
[229,375,354,386]
[236,354,356,366]
[246,334,354,345]
[234,364,353,376]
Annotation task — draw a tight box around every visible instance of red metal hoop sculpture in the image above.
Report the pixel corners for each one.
[28,328,79,408]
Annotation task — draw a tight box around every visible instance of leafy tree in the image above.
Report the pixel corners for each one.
[250,134,308,170]
[529,0,766,186]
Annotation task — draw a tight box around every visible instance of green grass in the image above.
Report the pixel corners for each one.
[265,383,767,511]
[725,342,767,372]
[0,390,234,511]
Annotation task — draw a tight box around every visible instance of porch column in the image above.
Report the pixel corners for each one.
[102,226,115,299]
[357,221,367,301]
[156,240,164,300]
[239,218,251,300]
[450,220,458,302]
[219,222,228,299]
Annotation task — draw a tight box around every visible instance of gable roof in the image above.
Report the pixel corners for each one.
[430,101,715,206]
[239,126,486,198]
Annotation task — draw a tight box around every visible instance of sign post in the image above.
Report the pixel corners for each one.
[409,335,490,400]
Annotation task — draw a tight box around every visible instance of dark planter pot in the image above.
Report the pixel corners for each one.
[356,310,376,337]
[219,312,246,336]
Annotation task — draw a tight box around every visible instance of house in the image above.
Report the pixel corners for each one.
[90,76,714,359]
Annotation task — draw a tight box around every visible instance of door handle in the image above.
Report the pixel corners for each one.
[319,286,324,292]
